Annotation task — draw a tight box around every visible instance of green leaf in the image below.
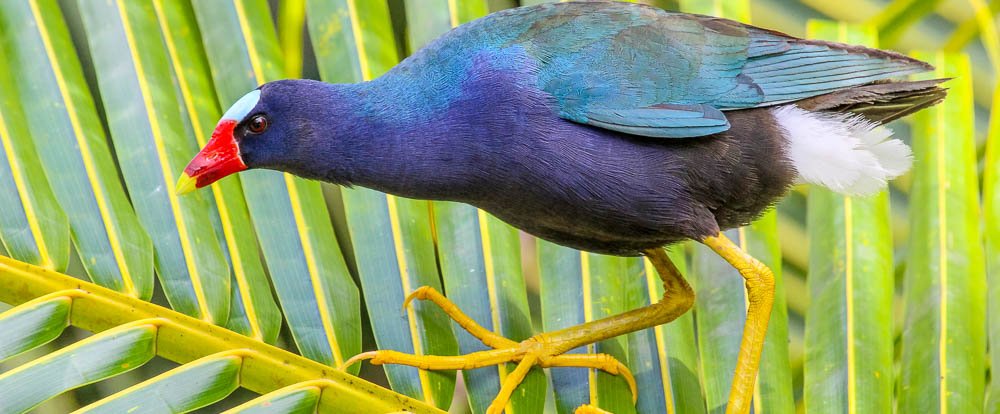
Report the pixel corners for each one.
[630,248,705,414]
[0,40,70,272]
[587,254,646,414]
[0,0,153,298]
[898,52,986,413]
[278,0,306,77]
[75,0,231,325]
[307,0,459,406]
[0,255,442,414]
[225,385,320,413]
[405,0,489,53]
[942,0,1000,65]
[690,236,742,413]
[537,242,642,414]
[536,242,589,413]
[191,0,361,368]
[677,0,751,21]
[802,21,895,414]
[151,0,280,343]
[79,353,242,413]
[987,85,1000,414]
[867,0,945,48]
[0,321,158,413]
[342,192,458,406]
[0,294,71,362]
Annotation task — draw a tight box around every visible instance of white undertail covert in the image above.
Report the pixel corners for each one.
[772,105,913,196]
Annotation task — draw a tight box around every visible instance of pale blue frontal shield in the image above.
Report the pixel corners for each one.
[222,89,261,122]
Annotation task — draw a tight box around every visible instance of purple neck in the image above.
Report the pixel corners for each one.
[303,81,485,200]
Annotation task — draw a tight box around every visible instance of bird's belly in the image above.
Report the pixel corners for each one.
[461,131,716,256]
[457,110,795,256]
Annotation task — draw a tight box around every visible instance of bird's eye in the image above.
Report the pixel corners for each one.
[247,115,269,134]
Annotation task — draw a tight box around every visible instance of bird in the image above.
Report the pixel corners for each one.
[176,2,946,413]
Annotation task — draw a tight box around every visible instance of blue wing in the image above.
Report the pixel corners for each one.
[501,3,932,138]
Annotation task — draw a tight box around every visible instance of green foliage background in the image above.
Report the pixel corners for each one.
[0,0,996,413]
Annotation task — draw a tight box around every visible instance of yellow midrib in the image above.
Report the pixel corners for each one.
[478,210,513,413]
[288,175,343,366]
[935,53,949,414]
[844,196,857,414]
[581,252,598,405]
[150,0,262,339]
[0,112,53,269]
[968,0,1000,71]
[28,0,136,296]
[644,258,676,414]
[115,0,211,321]
[233,0,265,86]
[387,195,436,405]
[345,0,372,80]
[234,0,341,360]
[836,24,858,414]
[447,0,460,27]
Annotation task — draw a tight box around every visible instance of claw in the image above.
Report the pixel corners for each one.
[401,286,431,316]
[598,356,637,404]
[617,359,638,404]
[339,351,377,371]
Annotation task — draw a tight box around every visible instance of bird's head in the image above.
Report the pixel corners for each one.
[176,79,330,194]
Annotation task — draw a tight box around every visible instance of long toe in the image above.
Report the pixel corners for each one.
[362,286,637,413]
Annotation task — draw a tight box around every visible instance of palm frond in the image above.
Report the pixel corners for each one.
[0,0,995,412]
[0,0,153,298]
[0,256,441,413]
[802,21,895,413]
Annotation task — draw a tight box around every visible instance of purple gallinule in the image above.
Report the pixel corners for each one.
[177,2,945,413]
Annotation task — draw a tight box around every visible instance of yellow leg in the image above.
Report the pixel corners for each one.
[343,248,694,413]
[702,233,776,414]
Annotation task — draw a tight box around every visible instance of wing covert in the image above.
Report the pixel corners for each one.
[508,3,932,138]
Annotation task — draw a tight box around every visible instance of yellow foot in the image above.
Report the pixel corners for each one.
[342,286,636,414]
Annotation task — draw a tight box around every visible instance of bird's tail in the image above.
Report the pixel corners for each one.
[793,78,948,124]
[774,105,912,195]
[772,79,947,196]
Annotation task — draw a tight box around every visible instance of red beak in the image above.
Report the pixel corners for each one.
[175,119,247,194]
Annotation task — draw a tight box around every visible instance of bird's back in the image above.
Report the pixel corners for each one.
[387,1,931,134]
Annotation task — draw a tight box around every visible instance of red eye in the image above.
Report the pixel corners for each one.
[247,115,269,134]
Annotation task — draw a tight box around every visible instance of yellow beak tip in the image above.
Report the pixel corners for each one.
[175,174,197,195]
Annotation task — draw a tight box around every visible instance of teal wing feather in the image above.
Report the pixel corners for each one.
[585,103,730,138]
[500,2,932,138]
